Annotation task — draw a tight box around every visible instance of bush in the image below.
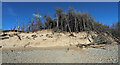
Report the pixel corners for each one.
[93,34,112,44]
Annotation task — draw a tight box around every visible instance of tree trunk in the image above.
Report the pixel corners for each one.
[61,20,63,32]
[65,18,71,33]
[57,16,59,28]
[68,24,72,33]
[91,21,94,31]
[13,26,16,30]
[50,23,52,29]
[83,18,86,31]
[75,17,77,32]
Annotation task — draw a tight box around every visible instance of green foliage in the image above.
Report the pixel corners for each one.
[111,22,120,38]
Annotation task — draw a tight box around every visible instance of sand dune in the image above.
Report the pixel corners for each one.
[0,30,118,63]
[0,30,97,48]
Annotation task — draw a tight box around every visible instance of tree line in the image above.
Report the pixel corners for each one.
[10,7,120,38]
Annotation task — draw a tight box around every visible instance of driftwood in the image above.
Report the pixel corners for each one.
[76,44,88,48]
[0,34,8,37]
[69,34,76,37]
[0,34,9,40]
[14,34,21,40]
[106,31,120,44]
[76,34,112,48]
[1,37,9,40]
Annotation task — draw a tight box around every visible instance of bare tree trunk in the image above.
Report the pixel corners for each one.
[32,25,33,31]
[17,26,20,31]
[67,22,72,34]
[68,24,72,33]
[83,18,86,31]
[13,26,16,30]
[75,17,77,32]
[10,26,12,30]
[76,21,78,32]
[78,21,81,32]
[61,20,63,32]
[50,23,52,29]
[91,22,94,31]
[44,23,45,30]
[28,25,30,31]
[57,16,59,28]
[65,18,71,33]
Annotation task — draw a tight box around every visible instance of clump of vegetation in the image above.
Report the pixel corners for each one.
[93,34,112,44]
[10,7,110,33]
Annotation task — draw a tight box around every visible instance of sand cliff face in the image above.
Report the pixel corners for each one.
[0,30,116,48]
[1,30,118,63]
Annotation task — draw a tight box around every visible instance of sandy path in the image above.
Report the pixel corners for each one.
[2,45,118,63]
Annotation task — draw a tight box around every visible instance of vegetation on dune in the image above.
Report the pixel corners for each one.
[6,7,120,43]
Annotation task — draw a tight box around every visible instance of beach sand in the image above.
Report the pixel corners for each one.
[2,45,118,63]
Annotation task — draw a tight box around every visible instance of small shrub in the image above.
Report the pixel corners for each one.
[94,34,112,44]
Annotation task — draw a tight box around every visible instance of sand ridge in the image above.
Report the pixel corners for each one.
[0,30,96,48]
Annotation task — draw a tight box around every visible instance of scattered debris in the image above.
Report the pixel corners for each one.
[11,50,13,52]
[67,48,69,51]
[14,34,21,40]
[43,39,47,41]
[88,38,91,42]
[46,34,53,38]
[24,42,30,48]
[76,44,88,48]
[9,34,14,37]
[31,35,37,39]
[69,34,76,37]
[91,35,96,39]
[69,44,72,46]
[22,36,24,37]
[0,46,2,48]
[56,34,62,36]
[39,35,43,37]
[26,36,30,39]
[100,47,106,50]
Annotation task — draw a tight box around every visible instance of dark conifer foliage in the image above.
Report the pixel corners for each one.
[10,7,119,39]
[111,22,120,38]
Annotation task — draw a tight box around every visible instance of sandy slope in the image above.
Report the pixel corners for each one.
[0,30,96,48]
[0,30,118,63]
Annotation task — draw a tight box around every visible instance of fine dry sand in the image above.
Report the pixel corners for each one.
[1,30,95,48]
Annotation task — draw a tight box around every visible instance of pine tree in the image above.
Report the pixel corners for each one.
[55,7,62,29]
